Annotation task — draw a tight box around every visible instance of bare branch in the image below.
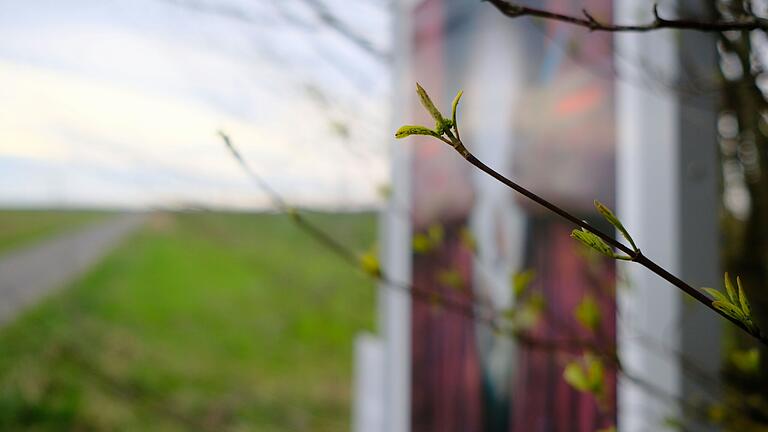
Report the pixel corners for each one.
[487,0,768,32]
[162,0,389,61]
[296,0,390,61]
[464,150,768,345]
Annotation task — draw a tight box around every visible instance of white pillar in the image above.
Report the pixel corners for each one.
[374,1,417,431]
[616,0,720,430]
[352,333,385,432]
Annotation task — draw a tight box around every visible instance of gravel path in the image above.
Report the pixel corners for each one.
[0,213,145,325]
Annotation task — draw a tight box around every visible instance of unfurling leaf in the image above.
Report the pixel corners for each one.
[724,272,737,304]
[712,300,757,333]
[396,84,467,155]
[712,300,745,321]
[459,226,476,252]
[503,291,545,331]
[563,362,590,392]
[571,228,613,258]
[517,292,545,329]
[437,268,464,291]
[701,287,729,304]
[575,295,601,332]
[731,348,760,374]
[732,348,760,374]
[395,125,438,139]
[359,251,381,277]
[412,224,444,255]
[412,233,432,254]
[416,82,445,123]
[451,90,463,136]
[427,224,444,246]
[586,356,604,392]
[563,354,604,396]
[737,276,751,318]
[512,269,536,299]
[707,273,760,335]
[594,200,638,252]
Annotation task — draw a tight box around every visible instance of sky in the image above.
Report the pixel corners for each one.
[0,0,391,210]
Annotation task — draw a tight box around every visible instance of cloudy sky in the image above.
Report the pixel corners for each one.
[0,0,391,209]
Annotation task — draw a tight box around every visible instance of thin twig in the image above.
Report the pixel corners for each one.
[219,131,609,354]
[219,132,746,423]
[487,0,768,33]
[461,150,768,345]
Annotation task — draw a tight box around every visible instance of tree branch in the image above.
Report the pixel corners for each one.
[487,0,768,33]
[218,131,611,354]
[463,150,768,345]
[297,0,390,61]
[220,132,766,421]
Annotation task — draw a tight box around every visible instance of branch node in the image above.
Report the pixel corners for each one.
[652,3,665,25]
[509,3,525,17]
[492,0,766,33]
[582,9,600,30]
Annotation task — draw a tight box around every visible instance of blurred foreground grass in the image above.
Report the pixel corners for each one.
[0,211,376,431]
[0,210,109,256]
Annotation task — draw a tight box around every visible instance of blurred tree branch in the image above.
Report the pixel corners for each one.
[217,130,768,427]
[296,0,390,61]
[162,0,388,61]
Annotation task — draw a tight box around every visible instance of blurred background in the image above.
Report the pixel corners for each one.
[0,1,388,431]
[1,0,768,431]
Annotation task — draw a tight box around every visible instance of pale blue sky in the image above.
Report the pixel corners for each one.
[0,0,390,209]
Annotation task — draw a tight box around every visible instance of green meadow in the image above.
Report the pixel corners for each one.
[0,211,376,431]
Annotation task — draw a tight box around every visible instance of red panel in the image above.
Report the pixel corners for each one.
[409,1,483,431]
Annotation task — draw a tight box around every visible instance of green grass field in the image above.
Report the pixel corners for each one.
[0,209,108,256]
[0,211,376,431]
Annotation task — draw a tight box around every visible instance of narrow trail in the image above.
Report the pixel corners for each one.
[0,213,145,325]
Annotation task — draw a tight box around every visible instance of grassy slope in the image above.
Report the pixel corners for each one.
[0,211,376,431]
[0,210,108,256]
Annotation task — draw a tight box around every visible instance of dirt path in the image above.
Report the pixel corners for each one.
[0,213,145,325]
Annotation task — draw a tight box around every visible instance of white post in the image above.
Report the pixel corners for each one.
[616,7,682,423]
[616,0,720,430]
[376,1,416,431]
[352,333,385,432]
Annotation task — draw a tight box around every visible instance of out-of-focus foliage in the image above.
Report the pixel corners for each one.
[563,353,604,399]
[503,271,545,331]
[511,269,536,300]
[359,246,381,277]
[436,268,464,291]
[730,348,760,374]
[574,294,601,333]
[412,224,445,255]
